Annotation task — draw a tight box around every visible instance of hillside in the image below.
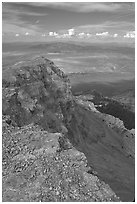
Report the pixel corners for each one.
[2,56,134,201]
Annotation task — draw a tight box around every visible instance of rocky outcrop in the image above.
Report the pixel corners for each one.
[2,57,120,202]
[2,116,119,202]
[2,57,73,132]
[98,114,135,158]
[70,95,134,201]
[75,95,135,158]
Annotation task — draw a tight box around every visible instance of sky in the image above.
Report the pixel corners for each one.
[2,2,135,42]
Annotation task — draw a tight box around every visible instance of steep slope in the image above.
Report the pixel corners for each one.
[2,56,134,201]
[75,94,135,159]
[67,102,134,201]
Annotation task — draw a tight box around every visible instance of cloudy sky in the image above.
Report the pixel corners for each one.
[2,2,135,42]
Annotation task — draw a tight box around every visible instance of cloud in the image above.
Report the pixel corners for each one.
[25,2,134,13]
[25,32,29,36]
[87,33,92,37]
[15,33,19,37]
[68,28,75,36]
[70,21,135,37]
[96,32,109,36]
[2,2,135,43]
[113,33,118,38]
[3,3,48,17]
[48,29,75,38]
[56,34,71,39]
[124,31,135,38]
[47,28,135,41]
[77,32,92,38]
[2,2,48,35]
[49,32,58,36]
[78,32,85,36]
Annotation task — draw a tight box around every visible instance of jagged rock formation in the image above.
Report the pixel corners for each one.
[2,57,73,132]
[75,95,135,158]
[97,114,135,158]
[67,95,134,201]
[2,57,120,202]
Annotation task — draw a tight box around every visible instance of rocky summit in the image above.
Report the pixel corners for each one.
[2,56,134,202]
[2,57,73,132]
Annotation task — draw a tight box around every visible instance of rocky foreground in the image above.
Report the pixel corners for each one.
[3,116,119,202]
[2,56,134,201]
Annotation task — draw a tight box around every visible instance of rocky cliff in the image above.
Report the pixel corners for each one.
[3,57,73,132]
[2,56,120,202]
[75,95,135,158]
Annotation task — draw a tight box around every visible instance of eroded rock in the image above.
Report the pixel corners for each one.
[2,120,120,202]
[2,57,73,131]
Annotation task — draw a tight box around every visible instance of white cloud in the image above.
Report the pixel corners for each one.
[49,31,58,36]
[68,28,75,36]
[53,32,58,36]
[49,32,53,36]
[124,31,135,38]
[96,31,109,36]
[113,33,118,38]
[77,32,92,38]
[55,33,71,38]
[25,32,29,36]
[78,32,85,36]
[15,33,19,37]
[51,29,75,38]
[73,21,134,35]
[86,33,92,37]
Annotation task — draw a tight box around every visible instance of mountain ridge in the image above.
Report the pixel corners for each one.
[2,56,134,201]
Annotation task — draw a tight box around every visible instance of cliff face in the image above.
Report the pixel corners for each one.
[75,95,135,158]
[72,95,134,201]
[2,57,120,202]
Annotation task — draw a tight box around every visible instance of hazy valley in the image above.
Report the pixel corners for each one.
[3,41,135,98]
